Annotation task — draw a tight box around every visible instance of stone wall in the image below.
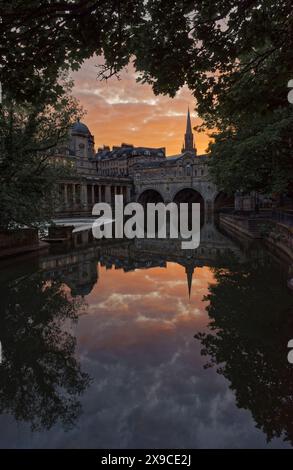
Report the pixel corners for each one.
[0,228,39,250]
[219,213,293,261]
[266,223,293,261]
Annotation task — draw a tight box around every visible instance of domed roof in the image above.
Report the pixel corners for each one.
[71,120,90,136]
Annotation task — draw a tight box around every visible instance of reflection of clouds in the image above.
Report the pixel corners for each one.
[95,291,161,311]
[0,263,289,449]
[145,273,207,289]
[71,56,212,155]
[84,264,209,326]
[72,263,290,448]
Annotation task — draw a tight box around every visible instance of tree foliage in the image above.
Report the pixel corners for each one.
[0,271,91,430]
[0,76,82,229]
[1,1,293,194]
[195,251,293,444]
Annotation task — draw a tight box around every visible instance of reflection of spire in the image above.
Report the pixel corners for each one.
[185,264,194,299]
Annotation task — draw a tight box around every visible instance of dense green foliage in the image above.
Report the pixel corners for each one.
[195,249,293,443]
[0,270,90,430]
[1,1,292,195]
[0,77,82,229]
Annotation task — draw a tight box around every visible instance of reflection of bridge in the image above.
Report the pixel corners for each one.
[40,222,243,298]
[40,245,99,297]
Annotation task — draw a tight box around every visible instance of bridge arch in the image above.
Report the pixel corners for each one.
[173,187,204,206]
[213,191,234,212]
[173,187,205,225]
[137,189,164,205]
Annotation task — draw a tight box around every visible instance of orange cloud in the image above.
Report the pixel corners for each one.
[71,57,212,156]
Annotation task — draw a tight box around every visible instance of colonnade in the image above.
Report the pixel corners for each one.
[58,181,132,215]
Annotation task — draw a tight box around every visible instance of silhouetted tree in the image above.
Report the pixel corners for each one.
[0,75,83,230]
[1,1,293,194]
[195,254,293,444]
[0,272,91,431]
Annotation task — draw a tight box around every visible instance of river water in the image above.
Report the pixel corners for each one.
[0,222,292,448]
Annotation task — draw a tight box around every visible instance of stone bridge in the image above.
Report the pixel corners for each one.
[54,110,235,218]
[133,153,233,214]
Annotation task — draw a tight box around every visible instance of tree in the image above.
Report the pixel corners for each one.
[0,0,145,101]
[0,75,82,230]
[203,44,293,195]
[0,271,91,430]
[195,251,293,444]
[1,1,292,194]
[2,2,292,96]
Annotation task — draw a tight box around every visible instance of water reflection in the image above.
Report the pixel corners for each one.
[0,273,91,431]
[195,252,293,445]
[0,221,292,448]
[40,221,243,298]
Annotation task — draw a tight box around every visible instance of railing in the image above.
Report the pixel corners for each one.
[271,210,293,228]
[217,207,235,214]
[267,221,293,256]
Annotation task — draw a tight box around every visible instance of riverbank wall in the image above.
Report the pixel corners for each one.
[219,213,293,263]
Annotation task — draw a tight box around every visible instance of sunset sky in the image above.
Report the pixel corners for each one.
[71,56,212,156]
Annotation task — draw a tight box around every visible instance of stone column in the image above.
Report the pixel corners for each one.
[205,199,213,224]
[111,186,115,206]
[64,184,68,207]
[105,185,111,204]
[98,185,102,202]
[205,199,212,213]
[91,185,95,204]
[81,184,88,211]
[126,186,132,203]
[76,184,81,206]
[122,186,127,204]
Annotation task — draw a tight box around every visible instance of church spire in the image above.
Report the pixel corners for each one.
[186,106,192,135]
[181,107,197,155]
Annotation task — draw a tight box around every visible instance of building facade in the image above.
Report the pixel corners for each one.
[53,120,133,217]
[54,110,230,217]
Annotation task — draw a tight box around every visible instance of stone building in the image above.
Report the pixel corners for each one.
[54,109,232,217]
[95,144,166,178]
[130,110,227,214]
[53,121,133,217]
